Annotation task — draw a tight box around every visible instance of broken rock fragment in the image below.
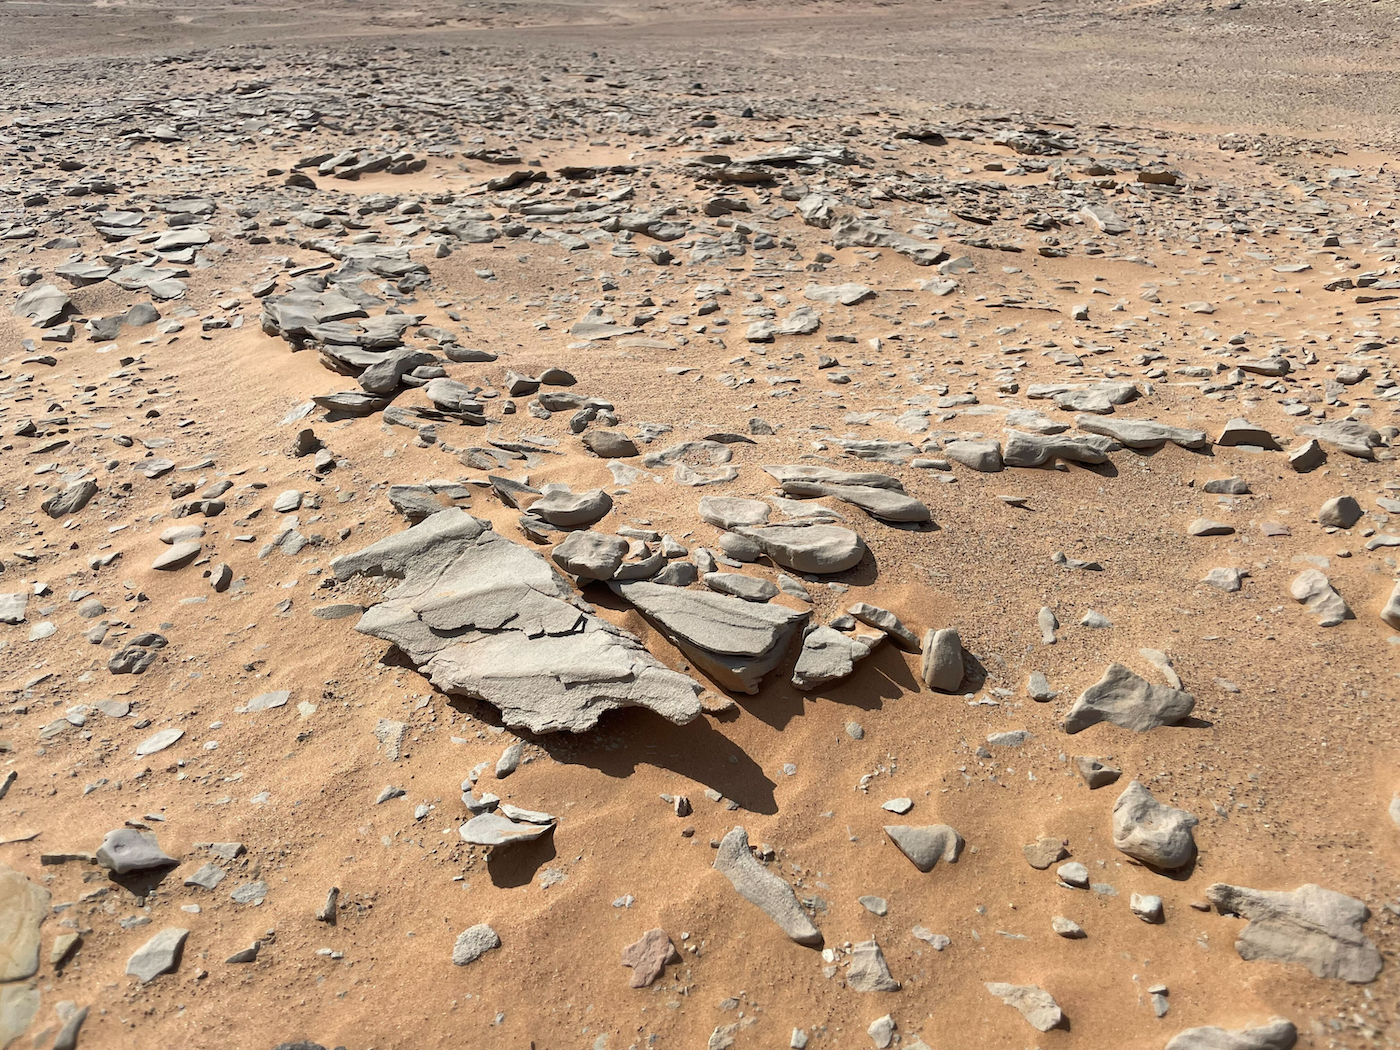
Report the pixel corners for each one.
[1062,663,1194,734]
[126,927,189,983]
[452,924,501,966]
[1164,1019,1298,1050]
[1290,569,1351,626]
[984,982,1064,1032]
[621,928,680,987]
[1112,781,1198,869]
[1205,883,1382,983]
[713,827,821,947]
[791,625,882,691]
[95,829,176,874]
[884,824,963,872]
[846,938,900,992]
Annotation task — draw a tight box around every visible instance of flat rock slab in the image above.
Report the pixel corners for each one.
[0,863,50,981]
[1003,430,1114,467]
[95,829,175,874]
[152,541,201,570]
[1164,1019,1298,1050]
[884,824,963,872]
[1076,416,1209,449]
[713,827,821,946]
[126,927,189,982]
[332,510,701,733]
[791,625,881,691]
[460,812,554,846]
[1112,781,1198,869]
[621,928,680,987]
[699,496,770,530]
[985,982,1064,1031]
[135,728,184,756]
[1205,883,1382,983]
[612,579,808,694]
[846,938,900,991]
[1062,663,1195,733]
[452,923,501,966]
[740,523,866,574]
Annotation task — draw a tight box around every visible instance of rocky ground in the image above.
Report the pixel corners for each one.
[2,1,1400,1048]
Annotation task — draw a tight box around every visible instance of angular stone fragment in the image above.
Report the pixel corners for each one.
[1164,1019,1298,1050]
[920,628,963,692]
[531,488,613,528]
[1023,837,1069,870]
[1318,496,1361,529]
[1202,567,1246,592]
[95,830,175,874]
[704,572,778,602]
[581,430,638,458]
[846,938,900,992]
[552,531,628,581]
[1074,756,1122,789]
[452,923,501,966]
[1062,663,1195,734]
[779,480,931,523]
[984,982,1064,1031]
[0,986,39,1050]
[1112,781,1197,869]
[621,928,680,987]
[1003,430,1113,467]
[1290,569,1351,627]
[126,927,189,982]
[332,511,701,733]
[1288,439,1326,472]
[1188,518,1234,537]
[847,603,919,651]
[1205,883,1382,983]
[459,812,554,846]
[0,593,27,625]
[884,824,963,872]
[943,440,1003,472]
[699,496,771,530]
[1217,418,1279,449]
[41,479,97,519]
[152,541,201,570]
[1381,581,1400,630]
[1052,916,1085,938]
[791,625,881,691]
[713,827,821,946]
[613,579,808,694]
[1075,416,1209,450]
[1295,420,1382,459]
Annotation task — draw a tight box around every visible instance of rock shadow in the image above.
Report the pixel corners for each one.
[110,862,179,900]
[485,831,557,889]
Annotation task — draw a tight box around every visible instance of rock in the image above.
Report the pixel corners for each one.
[1075,416,1209,449]
[1023,837,1069,870]
[1296,419,1382,459]
[1288,438,1326,472]
[241,691,290,713]
[846,939,900,992]
[0,986,40,1050]
[316,887,339,924]
[803,282,875,306]
[1062,663,1195,733]
[1216,418,1278,449]
[51,1002,87,1050]
[699,496,771,530]
[1003,430,1113,467]
[495,741,523,778]
[1188,518,1234,537]
[740,523,866,574]
[95,829,176,874]
[1202,567,1246,592]
[613,579,808,694]
[581,430,638,458]
[1074,756,1122,789]
[41,479,98,518]
[984,982,1064,1031]
[0,863,50,981]
[125,927,189,982]
[531,488,613,528]
[14,282,75,327]
[1164,1019,1298,1050]
[184,862,227,890]
[1057,861,1090,888]
[332,511,701,733]
[460,811,554,846]
[1131,893,1164,922]
[868,1014,896,1049]
[0,592,27,625]
[135,727,183,755]
[621,928,680,987]
[920,628,963,692]
[713,827,821,946]
[1205,882,1382,983]
[1319,496,1362,529]
[1381,581,1400,630]
[1038,606,1058,644]
[1052,916,1085,938]
[552,531,628,580]
[1026,671,1056,701]
[884,824,963,872]
[226,941,261,964]
[704,572,779,602]
[1203,477,1250,495]
[847,603,919,651]
[943,439,1003,472]
[451,923,501,966]
[791,625,882,690]
[1112,781,1198,869]
[780,480,931,523]
[859,895,889,915]
[1290,569,1351,626]
[152,541,202,570]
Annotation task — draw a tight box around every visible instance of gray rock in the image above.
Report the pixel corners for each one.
[1075,416,1209,450]
[51,1001,87,1050]
[0,593,28,625]
[1319,496,1362,529]
[241,690,290,713]
[331,511,701,733]
[0,987,39,1050]
[152,541,201,570]
[1205,883,1382,983]
[1288,438,1326,472]
[273,489,303,513]
[1202,567,1246,592]
[704,572,778,602]
[984,982,1064,1032]
[1295,419,1382,459]
[1062,663,1195,733]
[1381,581,1400,630]
[1074,756,1122,789]
[451,923,501,966]
[1131,893,1164,923]
[613,579,808,694]
[552,531,628,581]
[95,829,175,874]
[740,523,866,574]
[358,349,439,394]
[943,439,1003,472]
[779,480,931,523]
[803,282,875,306]
[183,862,227,890]
[848,602,920,651]
[230,880,268,905]
[699,496,771,530]
[1112,781,1198,869]
[1023,836,1068,870]
[1290,569,1351,626]
[135,727,183,756]
[531,488,613,528]
[42,479,98,519]
[0,863,50,982]
[495,742,523,778]
[226,941,261,964]
[791,625,882,691]
[884,824,963,872]
[920,628,963,692]
[858,895,889,916]
[830,215,946,266]
[581,430,638,458]
[1038,606,1058,644]
[1187,518,1234,537]
[1217,418,1279,449]
[1051,916,1085,938]
[1164,1019,1298,1050]
[1027,671,1056,701]
[1003,430,1113,467]
[14,282,75,327]
[459,811,554,846]
[125,927,189,982]
[1203,477,1250,495]
[868,1014,895,1049]
[713,827,821,946]
[1057,861,1090,888]
[846,938,900,992]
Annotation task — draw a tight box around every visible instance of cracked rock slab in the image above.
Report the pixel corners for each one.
[713,827,821,946]
[1062,663,1195,733]
[1205,883,1382,983]
[332,511,701,733]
